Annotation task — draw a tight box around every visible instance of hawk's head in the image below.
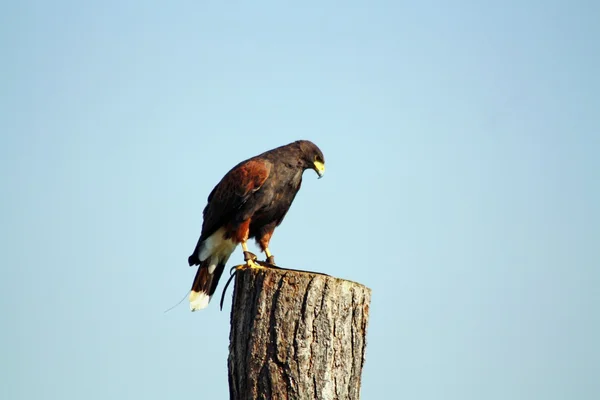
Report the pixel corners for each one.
[296,140,325,178]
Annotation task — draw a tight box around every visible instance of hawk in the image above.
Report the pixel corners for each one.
[187,140,325,311]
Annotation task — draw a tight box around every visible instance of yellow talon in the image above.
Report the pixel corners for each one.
[248,259,263,269]
[235,259,264,270]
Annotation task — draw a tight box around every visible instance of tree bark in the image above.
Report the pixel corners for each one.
[228,267,371,400]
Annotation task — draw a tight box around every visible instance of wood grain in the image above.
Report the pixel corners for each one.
[228,267,371,400]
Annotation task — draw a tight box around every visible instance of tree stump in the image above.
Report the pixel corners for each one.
[227,267,371,400]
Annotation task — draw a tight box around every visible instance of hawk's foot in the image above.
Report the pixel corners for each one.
[235,257,264,270]
[265,255,276,265]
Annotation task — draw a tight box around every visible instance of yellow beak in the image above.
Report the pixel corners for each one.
[313,161,325,178]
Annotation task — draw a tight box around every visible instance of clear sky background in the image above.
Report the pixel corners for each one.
[1,1,599,399]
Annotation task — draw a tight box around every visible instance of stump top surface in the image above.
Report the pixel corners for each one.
[237,265,371,293]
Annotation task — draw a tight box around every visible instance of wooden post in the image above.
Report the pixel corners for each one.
[227,267,371,400]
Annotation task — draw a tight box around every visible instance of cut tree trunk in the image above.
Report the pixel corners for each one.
[228,267,371,400]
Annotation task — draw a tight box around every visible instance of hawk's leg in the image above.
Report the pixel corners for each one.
[257,226,277,265]
[264,248,276,265]
[237,241,263,270]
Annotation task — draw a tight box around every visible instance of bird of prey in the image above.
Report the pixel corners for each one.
[187,140,325,311]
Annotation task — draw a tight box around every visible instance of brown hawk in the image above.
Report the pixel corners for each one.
[187,140,325,310]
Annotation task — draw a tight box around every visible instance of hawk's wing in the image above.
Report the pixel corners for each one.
[200,158,272,240]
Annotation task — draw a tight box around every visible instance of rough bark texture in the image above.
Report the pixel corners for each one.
[228,267,371,400]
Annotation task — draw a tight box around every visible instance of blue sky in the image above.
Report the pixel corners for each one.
[1,1,599,399]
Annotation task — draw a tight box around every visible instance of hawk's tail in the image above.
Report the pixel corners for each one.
[189,260,226,311]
